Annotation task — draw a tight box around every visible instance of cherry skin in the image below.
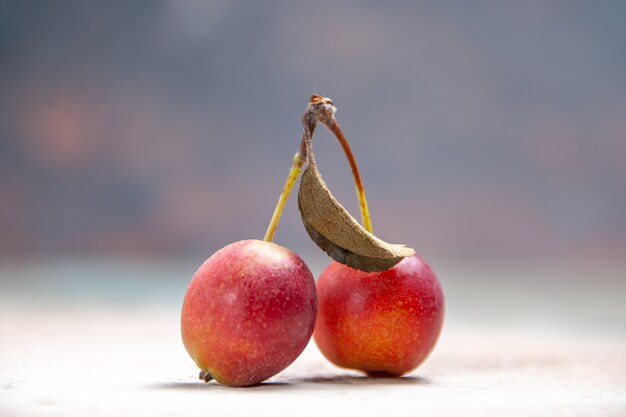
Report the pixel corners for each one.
[181,239,317,386]
[314,255,444,376]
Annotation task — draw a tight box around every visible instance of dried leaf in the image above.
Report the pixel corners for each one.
[298,161,415,272]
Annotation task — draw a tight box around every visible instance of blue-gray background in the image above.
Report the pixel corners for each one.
[2,1,625,269]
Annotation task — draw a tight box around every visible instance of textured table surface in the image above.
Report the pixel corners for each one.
[1,260,625,416]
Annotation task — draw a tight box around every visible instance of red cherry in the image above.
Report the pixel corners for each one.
[181,240,317,386]
[314,255,444,376]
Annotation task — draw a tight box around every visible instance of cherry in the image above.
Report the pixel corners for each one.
[314,256,444,376]
[181,240,316,386]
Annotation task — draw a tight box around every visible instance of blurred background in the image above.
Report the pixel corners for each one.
[2,1,625,265]
[1,2,625,318]
[1,3,626,415]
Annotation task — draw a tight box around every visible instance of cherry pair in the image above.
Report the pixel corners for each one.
[181,95,444,386]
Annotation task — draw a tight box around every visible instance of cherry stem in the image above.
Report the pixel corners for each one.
[323,119,373,233]
[308,94,373,233]
[263,102,321,243]
[263,141,306,242]
[263,95,373,242]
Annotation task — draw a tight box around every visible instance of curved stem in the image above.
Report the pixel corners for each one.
[307,94,372,232]
[325,120,373,233]
[263,94,373,241]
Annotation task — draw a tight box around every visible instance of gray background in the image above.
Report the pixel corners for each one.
[2,1,625,267]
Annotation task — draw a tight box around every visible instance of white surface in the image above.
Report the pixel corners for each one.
[1,304,625,417]
[1,260,625,416]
